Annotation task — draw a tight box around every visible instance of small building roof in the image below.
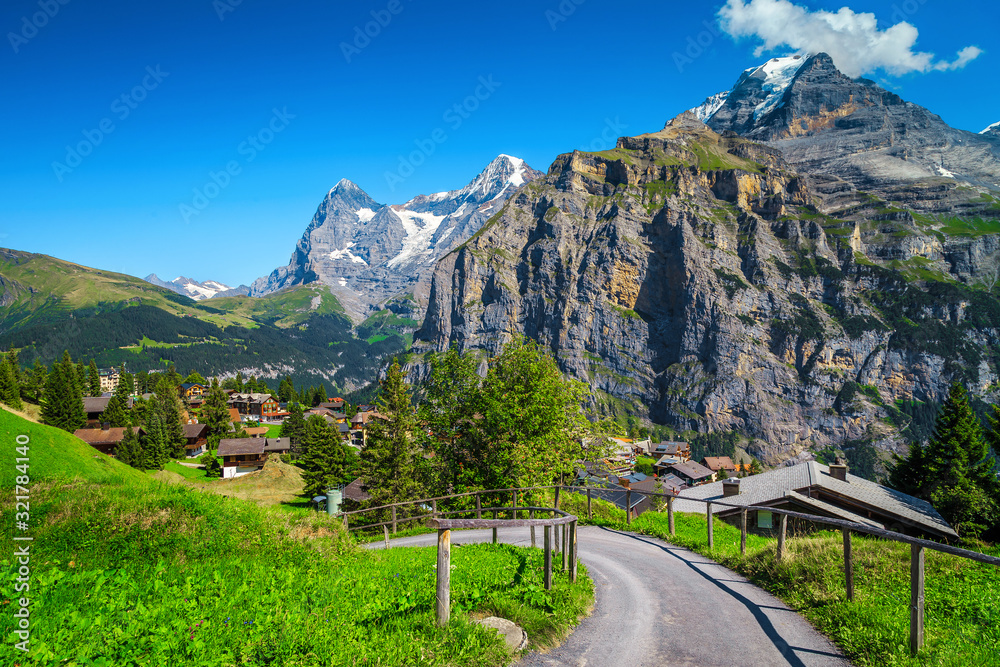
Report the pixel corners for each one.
[343,477,371,502]
[74,426,141,445]
[263,437,290,452]
[83,396,112,413]
[243,427,269,437]
[673,461,957,539]
[702,456,737,472]
[182,423,209,438]
[652,441,690,456]
[227,408,241,423]
[668,460,715,481]
[217,439,265,457]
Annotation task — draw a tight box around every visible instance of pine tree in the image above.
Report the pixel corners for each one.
[87,360,102,397]
[887,441,928,497]
[201,379,232,449]
[41,351,86,432]
[6,348,23,402]
[278,376,295,403]
[100,378,132,427]
[27,359,46,403]
[280,402,307,454]
[360,359,426,508]
[116,426,143,468]
[0,357,21,410]
[141,411,168,470]
[152,375,186,459]
[300,415,354,497]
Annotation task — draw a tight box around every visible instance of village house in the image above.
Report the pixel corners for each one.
[702,456,738,477]
[178,382,207,399]
[672,461,958,540]
[349,411,387,448]
[73,424,143,456]
[263,437,291,456]
[318,398,346,411]
[650,441,691,461]
[182,423,209,458]
[666,460,716,486]
[217,438,267,478]
[228,392,283,421]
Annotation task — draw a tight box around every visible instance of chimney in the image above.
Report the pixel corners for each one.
[101,421,110,431]
[829,458,848,482]
[722,478,741,497]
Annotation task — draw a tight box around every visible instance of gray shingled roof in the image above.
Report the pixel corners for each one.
[83,396,112,413]
[669,460,715,480]
[672,461,956,538]
[263,437,290,452]
[217,438,265,456]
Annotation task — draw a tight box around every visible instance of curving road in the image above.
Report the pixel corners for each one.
[366,525,852,667]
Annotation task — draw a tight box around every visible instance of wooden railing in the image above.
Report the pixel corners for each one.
[568,484,1000,656]
[340,482,1000,652]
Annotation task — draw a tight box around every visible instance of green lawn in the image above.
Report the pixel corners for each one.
[0,411,593,666]
[163,460,215,483]
[555,488,1000,667]
[266,424,283,437]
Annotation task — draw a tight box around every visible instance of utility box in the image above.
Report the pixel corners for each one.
[326,487,343,515]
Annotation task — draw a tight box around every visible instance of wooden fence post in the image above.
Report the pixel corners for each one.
[492,508,498,544]
[512,490,518,519]
[554,514,560,554]
[740,509,747,556]
[530,509,536,548]
[843,528,854,602]
[555,486,561,511]
[436,528,451,626]
[910,544,925,655]
[391,506,397,535]
[475,494,481,519]
[569,520,578,583]
[343,514,349,530]
[777,514,787,562]
[432,500,437,518]
[668,497,675,536]
[587,487,592,521]
[562,523,569,571]
[544,525,552,590]
[707,502,714,550]
[626,489,632,526]
[383,525,390,549]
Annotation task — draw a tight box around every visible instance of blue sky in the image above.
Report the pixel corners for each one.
[0,0,997,287]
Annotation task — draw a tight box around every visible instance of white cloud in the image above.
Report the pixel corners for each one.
[718,0,983,77]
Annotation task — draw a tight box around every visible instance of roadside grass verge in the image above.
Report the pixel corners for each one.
[0,412,593,666]
[162,460,214,482]
[555,488,1000,666]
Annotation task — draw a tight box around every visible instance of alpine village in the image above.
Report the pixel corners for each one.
[3,8,1000,667]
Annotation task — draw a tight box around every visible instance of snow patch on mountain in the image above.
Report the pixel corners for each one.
[328,243,368,266]
[387,209,447,268]
[981,121,1000,135]
[691,91,730,123]
[936,165,957,179]
[144,274,249,300]
[749,55,809,121]
[355,207,376,223]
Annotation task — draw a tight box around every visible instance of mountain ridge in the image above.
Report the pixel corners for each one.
[250,155,543,320]
[144,273,250,300]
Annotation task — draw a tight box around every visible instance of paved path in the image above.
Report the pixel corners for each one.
[367,525,851,667]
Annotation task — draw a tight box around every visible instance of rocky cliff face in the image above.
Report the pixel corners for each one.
[250,156,542,320]
[412,110,1000,465]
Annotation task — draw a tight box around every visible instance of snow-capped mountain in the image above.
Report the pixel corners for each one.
[690,52,1000,197]
[249,155,543,319]
[144,274,250,300]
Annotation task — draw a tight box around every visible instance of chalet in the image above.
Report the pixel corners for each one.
[349,411,388,448]
[228,393,282,420]
[217,438,266,478]
[98,368,120,393]
[83,397,111,426]
[653,455,685,477]
[666,460,716,486]
[702,456,738,476]
[569,483,650,519]
[318,399,346,411]
[73,425,143,456]
[178,383,207,399]
[658,473,687,495]
[182,423,209,458]
[650,441,691,461]
[672,461,958,541]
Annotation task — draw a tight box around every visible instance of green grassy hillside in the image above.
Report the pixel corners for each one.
[0,410,592,666]
[0,249,410,391]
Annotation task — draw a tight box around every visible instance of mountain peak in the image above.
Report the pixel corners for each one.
[330,178,361,195]
[981,121,1000,137]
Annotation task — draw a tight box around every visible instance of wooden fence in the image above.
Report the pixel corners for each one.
[338,484,1000,653]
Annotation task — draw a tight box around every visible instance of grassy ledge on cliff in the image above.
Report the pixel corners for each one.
[0,410,592,666]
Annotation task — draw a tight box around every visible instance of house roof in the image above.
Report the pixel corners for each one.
[668,460,715,480]
[654,455,683,467]
[652,441,690,455]
[703,456,737,471]
[217,439,265,456]
[318,400,345,409]
[243,427,269,437]
[672,461,957,539]
[182,423,208,438]
[179,383,206,390]
[74,426,141,445]
[343,477,371,502]
[570,484,646,511]
[83,396,112,413]
[228,393,277,404]
[263,437,290,452]
[227,408,241,422]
